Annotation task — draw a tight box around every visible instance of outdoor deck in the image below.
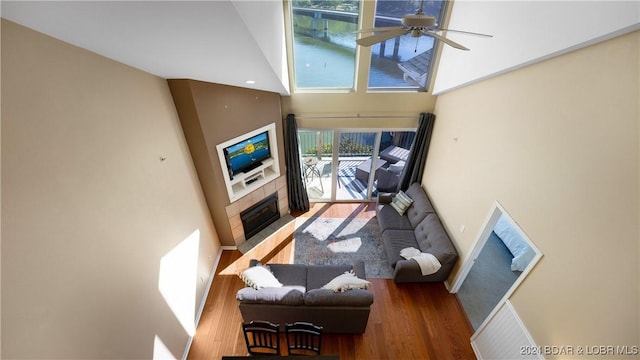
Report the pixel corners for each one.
[303,157,381,201]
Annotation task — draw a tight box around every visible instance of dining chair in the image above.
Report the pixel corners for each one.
[242,320,281,356]
[285,321,323,355]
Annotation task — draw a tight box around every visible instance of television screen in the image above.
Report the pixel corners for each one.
[224,131,271,176]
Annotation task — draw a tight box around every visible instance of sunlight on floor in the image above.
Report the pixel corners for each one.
[327,237,362,253]
[295,215,370,239]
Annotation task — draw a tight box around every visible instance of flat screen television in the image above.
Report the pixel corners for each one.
[223,131,271,179]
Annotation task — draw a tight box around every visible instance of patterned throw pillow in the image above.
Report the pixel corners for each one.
[390,190,413,215]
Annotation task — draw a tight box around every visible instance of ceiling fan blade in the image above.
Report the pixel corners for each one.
[357,28,409,47]
[422,30,469,51]
[354,26,403,34]
[438,28,493,38]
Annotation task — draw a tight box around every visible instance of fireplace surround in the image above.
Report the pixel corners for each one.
[240,193,280,239]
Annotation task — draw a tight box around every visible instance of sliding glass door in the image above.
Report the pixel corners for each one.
[298,129,416,202]
[298,130,333,202]
[335,131,378,201]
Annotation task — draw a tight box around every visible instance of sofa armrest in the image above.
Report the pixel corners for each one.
[249,259,261,267]
[352,260,366,279]
[393,259,453,283]
[378,193,395,204]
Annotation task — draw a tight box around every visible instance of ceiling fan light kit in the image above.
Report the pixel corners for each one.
[402,15,436,28]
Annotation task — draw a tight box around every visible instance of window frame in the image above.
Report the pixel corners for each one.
[287,0,362,92]
[284,0,449,94]
[364,0,449,93]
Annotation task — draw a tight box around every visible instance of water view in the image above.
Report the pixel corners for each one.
[294,34,436,89]
[291,0,443,90]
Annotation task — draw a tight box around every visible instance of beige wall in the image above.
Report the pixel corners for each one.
[1,20,220,358]
[281,92,435,129]
[427,31,639,353]
[168,80,286,246]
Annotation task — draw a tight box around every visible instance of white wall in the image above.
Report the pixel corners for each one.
[433,1,640,94]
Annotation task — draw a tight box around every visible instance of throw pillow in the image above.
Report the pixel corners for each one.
[239,265,283,290]
[390,190,413,215]
[322,270,371,292]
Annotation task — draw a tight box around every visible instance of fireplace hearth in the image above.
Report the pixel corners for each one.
[240,193,280,240]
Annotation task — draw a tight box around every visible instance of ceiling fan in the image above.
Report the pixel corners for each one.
[355,0,492,51]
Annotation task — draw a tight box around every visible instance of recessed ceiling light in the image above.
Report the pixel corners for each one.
[245,80,255,84]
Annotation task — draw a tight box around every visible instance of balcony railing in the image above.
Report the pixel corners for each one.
[299,131,414,158]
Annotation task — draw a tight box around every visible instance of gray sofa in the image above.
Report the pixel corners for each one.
[377,183,458,283]
[236,260,374,334]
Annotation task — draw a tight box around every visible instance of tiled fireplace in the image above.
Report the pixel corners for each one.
[225,175,289,245]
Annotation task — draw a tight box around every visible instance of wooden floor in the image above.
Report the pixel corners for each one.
[187,203,476,360]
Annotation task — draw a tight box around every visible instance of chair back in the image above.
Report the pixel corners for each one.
[285,321,323,355]
[242,320,281,355]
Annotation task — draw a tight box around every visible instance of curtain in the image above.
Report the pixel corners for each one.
[398,112,436,191]
[284,114,310,212]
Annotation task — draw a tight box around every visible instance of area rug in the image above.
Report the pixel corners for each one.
[293,217,393,279]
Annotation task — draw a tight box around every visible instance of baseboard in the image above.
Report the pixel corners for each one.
[181,337,193,360]
[444,279,453,292]
[181,247,223,360]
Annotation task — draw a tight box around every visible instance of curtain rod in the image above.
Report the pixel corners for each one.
[294,114,421,120]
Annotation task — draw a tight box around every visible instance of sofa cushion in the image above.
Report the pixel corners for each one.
[413,214,457,265]
[236,286,305,305]
[304,288,374,306]
[306,264,355,291]
[265,263,308,287]
[404,183,435,227]
[382,229,420,267]
[377,203,413,232]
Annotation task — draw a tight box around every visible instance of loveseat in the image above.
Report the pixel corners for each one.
[377,183,458,283]
[236,260,374,334]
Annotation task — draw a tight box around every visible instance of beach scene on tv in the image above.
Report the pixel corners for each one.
[226,132,270,174]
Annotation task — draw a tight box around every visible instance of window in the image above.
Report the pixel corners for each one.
[367,0,446,91]
[290,0,360,90]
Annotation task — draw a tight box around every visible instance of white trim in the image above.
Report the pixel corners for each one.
[449,201,543,332]
[471,300,542,360]
[215,123,280,203]
[449,201,505,292]
[181,247,223,360]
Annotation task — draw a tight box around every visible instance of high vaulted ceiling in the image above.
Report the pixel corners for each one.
[2,1,639,97]
[2,1,291,95]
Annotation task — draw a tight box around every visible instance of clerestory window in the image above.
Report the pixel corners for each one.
[367,0,446,91]
[290,0,360,90]
[288,0,446,92]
